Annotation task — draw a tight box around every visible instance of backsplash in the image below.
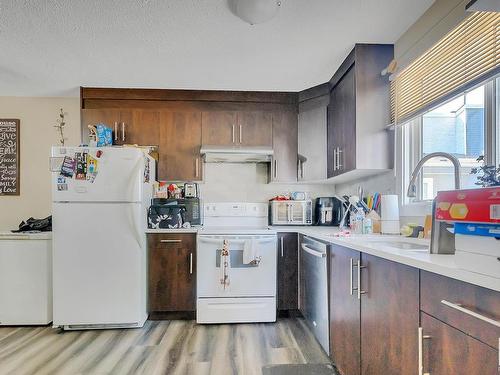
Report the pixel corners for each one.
[199,163,336,202]
[335,171,397,197]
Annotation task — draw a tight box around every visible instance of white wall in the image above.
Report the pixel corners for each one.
[0,97,80,231]
[200,163,336,203]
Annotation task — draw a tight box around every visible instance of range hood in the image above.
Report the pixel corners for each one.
[200,145,273,163]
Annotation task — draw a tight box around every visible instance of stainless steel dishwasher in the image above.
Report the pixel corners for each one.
[299,234,329,353]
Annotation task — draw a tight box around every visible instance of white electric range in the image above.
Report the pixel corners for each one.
[196,202,277,324]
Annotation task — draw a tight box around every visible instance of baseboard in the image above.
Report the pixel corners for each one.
[148,311,195,320]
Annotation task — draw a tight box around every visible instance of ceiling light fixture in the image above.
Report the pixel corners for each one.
[230,0,282,25]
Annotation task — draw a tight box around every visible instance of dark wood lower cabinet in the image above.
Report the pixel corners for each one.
[148,233,196,317]
[360,255,419,375]
[329,247,420,375]
[277,232,298,311]
[329,245,361,375]
[421,312,498,375]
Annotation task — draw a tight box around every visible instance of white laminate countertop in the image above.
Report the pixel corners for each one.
[0,232,52,240]
[145,227,200,234]
[145,225,500,292]
[273,226,500,292]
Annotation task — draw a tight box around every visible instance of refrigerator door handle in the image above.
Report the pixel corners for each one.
[128,204,143,249]
[127,157,143,201]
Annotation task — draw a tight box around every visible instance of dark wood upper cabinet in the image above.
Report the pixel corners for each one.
[159,111,202,181]
[277,232,298,311]
[201,110,273,147]
[80,108,158,146]
[237,111,273,147]
[124,110,160,147]
[327,66,356,177]
[329,244,361,375]
[80,108,121,144]
[327,44,394,179]
[201,111,238,146]
[270,110,298,183]
[148,233,196,314]
[421,312,498,375]
[360,254,419,375]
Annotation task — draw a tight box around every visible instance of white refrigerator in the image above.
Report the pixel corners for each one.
[51,146,155,330]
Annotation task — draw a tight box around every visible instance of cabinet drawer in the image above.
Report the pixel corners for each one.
[420,270,500,348]
[147,233,195,250]
[421,312,498,375]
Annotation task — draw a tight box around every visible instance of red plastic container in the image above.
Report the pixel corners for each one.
[434,187,500,224]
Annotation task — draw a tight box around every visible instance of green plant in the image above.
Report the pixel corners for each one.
[471,155,500,187]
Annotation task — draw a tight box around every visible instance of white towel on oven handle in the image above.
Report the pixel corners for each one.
[243,239,261,265]
[220,242,231,289]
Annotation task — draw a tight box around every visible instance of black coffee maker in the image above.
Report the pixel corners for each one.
[314,197,344,226]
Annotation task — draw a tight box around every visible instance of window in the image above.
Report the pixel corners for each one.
[399,76,499,210]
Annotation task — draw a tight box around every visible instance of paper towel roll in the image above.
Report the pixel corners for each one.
[381,195,399,221]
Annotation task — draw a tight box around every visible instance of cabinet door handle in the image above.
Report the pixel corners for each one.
[160,239,182,243]
[274,159,278,179]
[337,148,343,170]
[333,148,337,171]
[280,236,284,257]
[121,122,125,142]
[195,158,200,178]
[232,124,235,143]
[418,327,431,375]
[349,258,355,296]
[189,252,193,275]
[440,300,500,328]
[239,124,243,143]
[357,260,366,299]
[114,122,118,141]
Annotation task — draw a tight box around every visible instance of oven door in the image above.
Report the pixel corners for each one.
[197,234,277,298]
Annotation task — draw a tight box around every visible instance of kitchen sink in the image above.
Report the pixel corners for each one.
[367,240,429,252]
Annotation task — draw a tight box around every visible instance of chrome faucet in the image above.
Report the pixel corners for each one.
[406,152,461,255]
[407,152,461,198]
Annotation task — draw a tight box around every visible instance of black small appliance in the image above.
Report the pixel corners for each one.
[314,197,344,226]
[148,197,201,229]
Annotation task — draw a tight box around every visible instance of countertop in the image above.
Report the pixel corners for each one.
[145,227,200,234]
[146,225,500,292]
[0,232,52,240]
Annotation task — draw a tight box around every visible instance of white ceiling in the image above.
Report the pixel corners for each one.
[0,0,434,97]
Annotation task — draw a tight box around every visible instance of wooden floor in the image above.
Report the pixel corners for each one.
[0,318,333,375]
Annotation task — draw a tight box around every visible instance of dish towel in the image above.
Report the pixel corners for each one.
[243,239,262,266]
[219,240,231,289]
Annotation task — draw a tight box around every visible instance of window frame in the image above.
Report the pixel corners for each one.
[397,75,499,217]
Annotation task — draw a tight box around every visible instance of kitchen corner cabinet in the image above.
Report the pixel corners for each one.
[298,90,329,181]
[148,233,196,316]
[270,110,298,183]
[277,233,298,311]
[201,110,273,147]
[329,245,419,375]
[327,44,394,179]
[159,111,202,181]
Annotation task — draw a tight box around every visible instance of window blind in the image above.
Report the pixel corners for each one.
[390,11,500,125]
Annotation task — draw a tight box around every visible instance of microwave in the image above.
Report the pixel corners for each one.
[270,200,313,226]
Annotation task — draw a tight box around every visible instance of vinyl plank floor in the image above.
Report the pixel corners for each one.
[0,318,332,375]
